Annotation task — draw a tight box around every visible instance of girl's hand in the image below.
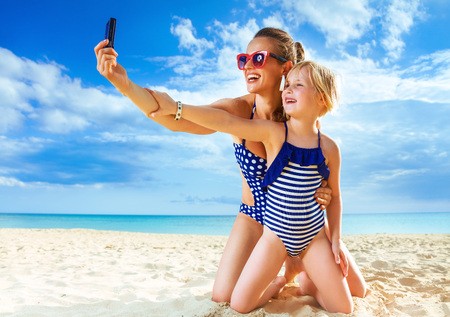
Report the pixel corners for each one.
[315,180,332,210]
[332,239,349,277]
[147,90,178,117]
[94,39,130,94]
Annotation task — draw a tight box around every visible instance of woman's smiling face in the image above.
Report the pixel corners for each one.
[242,37,285,94]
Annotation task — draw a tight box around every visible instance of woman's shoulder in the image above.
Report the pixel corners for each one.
[211,94,255,117]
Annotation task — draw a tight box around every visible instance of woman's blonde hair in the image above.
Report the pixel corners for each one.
[289,61,339,116]
[254,27,305,63]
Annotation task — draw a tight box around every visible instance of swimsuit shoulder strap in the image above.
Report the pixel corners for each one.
[250,102,256,119]
[242,102,257,147]
[284,121,288,142]
[318,130,321,148]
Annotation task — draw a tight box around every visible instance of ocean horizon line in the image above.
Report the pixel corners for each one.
[1,210,449,217]
[1,211,449,235]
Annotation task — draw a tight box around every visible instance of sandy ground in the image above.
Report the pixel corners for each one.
[0,229,449,316]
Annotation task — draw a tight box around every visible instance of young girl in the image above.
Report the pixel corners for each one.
[151,61,354,313]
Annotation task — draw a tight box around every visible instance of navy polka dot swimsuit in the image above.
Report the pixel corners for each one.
[233,103,267,224]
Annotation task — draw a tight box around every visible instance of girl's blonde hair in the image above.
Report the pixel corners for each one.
[289,61,339,116]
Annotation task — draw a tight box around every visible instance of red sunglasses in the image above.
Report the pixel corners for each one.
[236,50,288,70]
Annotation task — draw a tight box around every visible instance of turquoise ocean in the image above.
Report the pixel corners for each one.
[0,212,449,236]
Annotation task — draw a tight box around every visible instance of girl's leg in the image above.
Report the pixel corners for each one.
[322,219,367,297]
[230,227,287,313]
[212,213,263,303]
[340,241,367,297]
[301,228,354,314]
[296,251,367,298]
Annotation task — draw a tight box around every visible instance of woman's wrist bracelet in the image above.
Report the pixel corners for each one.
[174,101,183,120]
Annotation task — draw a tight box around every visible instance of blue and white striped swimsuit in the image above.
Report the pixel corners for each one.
[262,122,330,257]
[233,104,267,225]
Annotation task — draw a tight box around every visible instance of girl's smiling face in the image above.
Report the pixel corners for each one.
[282,66,324,118]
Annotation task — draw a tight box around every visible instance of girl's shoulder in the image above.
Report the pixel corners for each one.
[320,132,340,157]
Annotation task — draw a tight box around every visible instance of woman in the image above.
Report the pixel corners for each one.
[94,27,366,303]
[152,60,355,313]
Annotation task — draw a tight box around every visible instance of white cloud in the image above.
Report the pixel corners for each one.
[148,55,215,76]
[0,136,50,159]
[0,176,26,187]
[0,77,33,111]
[318,48,450,105]
[262,13,287,30]
[406,49,450,79]
[0,47,138,135]
[0,107,25,133]
[148,18,260,87]
[209,19,259,52]
[370,168,428,181]
[357,41,376,58]
[246,0,428,65]
[381,0,424,61]
[0,175,106,189]
[95,130,237,177]
[39,109,89,134]
[170,17,214,55]
[320,55,399,104]
[279,0,373,45]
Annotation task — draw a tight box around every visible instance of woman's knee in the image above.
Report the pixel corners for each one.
[211,283,232,303]
[211,292,229,304]
[229,295,254,314]
[328,299,354,314]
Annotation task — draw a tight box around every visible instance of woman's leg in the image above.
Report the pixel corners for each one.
[211,213,263,303]
[230,227,287,313]
[300,228,354,314]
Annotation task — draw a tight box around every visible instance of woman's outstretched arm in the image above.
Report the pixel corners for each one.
[94,39,216,135]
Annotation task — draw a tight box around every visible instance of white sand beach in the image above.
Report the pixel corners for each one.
[0,229,449,316]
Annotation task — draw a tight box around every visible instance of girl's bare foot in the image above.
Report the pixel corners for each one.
[269,276,287,299]
[295,271,317,296]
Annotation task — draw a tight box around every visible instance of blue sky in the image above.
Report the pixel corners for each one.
[1,0,449,215]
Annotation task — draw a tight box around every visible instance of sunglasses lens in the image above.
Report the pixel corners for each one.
[237,55,248,69]
[237,51,268,69]
[252,53,266,68]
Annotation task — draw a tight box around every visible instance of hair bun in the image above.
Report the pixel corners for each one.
[295,42,305,63]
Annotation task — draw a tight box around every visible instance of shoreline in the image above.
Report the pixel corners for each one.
[1,212,449,236]
[1,229,449,316]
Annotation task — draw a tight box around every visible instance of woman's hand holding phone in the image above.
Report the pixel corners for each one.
[94,18,131,95]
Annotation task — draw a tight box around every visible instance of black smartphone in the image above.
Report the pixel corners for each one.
[104,17,116,48]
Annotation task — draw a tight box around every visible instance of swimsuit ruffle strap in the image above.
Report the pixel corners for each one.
[262,143,330,190]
